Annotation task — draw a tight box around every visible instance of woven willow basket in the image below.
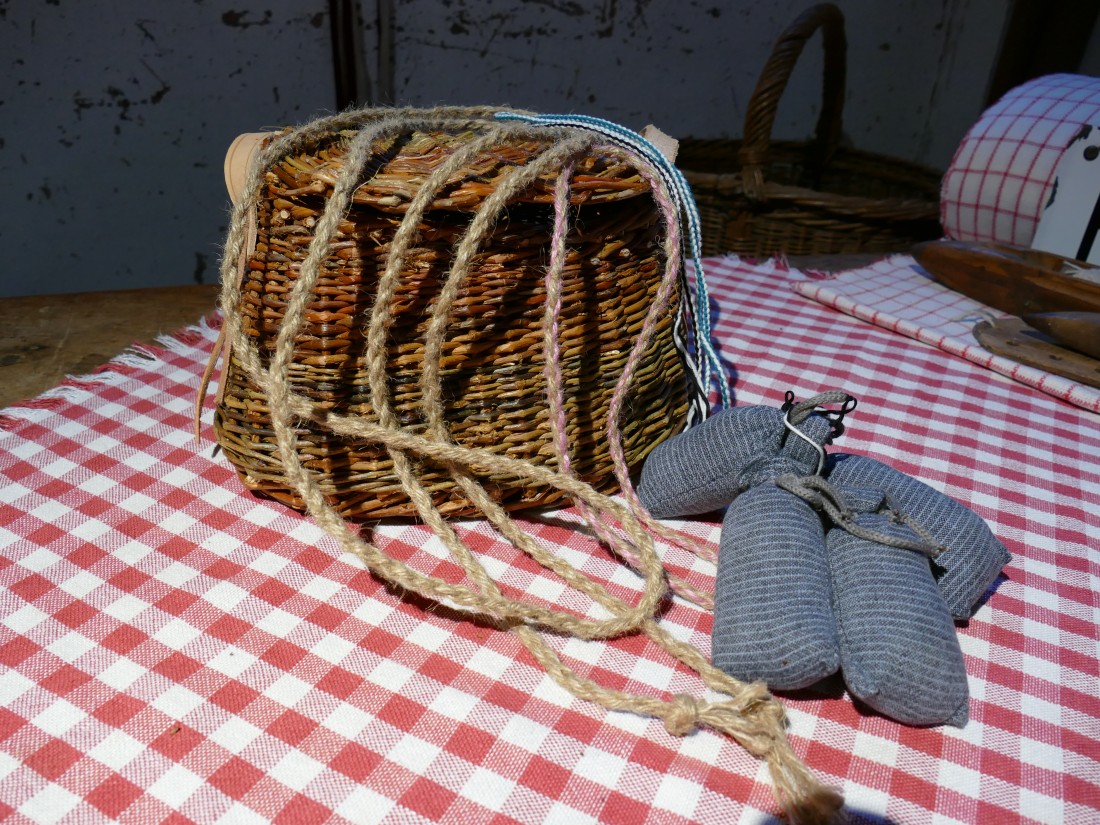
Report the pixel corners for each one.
[678,3,943,257]
[213,116,691,519]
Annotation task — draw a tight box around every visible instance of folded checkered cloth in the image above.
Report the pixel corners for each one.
[792,255,1100,414]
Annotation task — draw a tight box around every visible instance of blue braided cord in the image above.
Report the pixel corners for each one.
[494,111,732,409]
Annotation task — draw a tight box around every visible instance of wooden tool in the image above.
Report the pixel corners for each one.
[912,240,1100,315]
[973,317,1100,389]
[1022,311,1100,360]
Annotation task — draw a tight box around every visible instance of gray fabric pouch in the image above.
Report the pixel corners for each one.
[640,403,843,692]
[713,482,840,690]
[637,405,787,517]
[826,453,1011,619]
[636,392,1004,728]
[826,507,970,727]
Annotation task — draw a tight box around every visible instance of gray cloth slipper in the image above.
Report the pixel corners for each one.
[826,508,970,727]
[826,453,1011,619]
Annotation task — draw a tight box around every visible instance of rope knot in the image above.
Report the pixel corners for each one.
[663,684,787,754]
[700,698,786,757]
[663,694,705,736]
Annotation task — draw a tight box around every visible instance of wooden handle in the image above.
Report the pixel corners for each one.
[1022,312,1100,360]
[224,132,274,205]
[974,317,1100,389]
[912,240,1100,316]
[739,3,847,200]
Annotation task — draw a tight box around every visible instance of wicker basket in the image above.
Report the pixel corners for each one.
[678,3,943,257]
[214,119,691,519]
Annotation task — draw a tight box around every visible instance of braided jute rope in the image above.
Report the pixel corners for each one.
[214,106,842,823]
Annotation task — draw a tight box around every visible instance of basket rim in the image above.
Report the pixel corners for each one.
[677,139,941,220]
[265,127,660,214]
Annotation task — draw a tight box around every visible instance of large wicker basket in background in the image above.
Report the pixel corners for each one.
[214,123,690,519]
[678,3,943,257]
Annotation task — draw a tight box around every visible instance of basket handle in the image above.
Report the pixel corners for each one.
[739,3,846,200]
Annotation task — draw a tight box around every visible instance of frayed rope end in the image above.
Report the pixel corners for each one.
[768,748,845,825]
[660,691,844,823]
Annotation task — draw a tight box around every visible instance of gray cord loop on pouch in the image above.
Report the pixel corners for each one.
[775,473,943,557]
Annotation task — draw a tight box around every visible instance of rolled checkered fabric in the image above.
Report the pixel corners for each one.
[827,510,970,727]
[826,453,1011,619]
[940,73,1100,246]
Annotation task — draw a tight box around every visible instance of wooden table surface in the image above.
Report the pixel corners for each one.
[0,284,220,409]
[0,255,881,411]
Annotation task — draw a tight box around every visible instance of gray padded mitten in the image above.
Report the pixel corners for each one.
[638,405,834,518]
[827,511,970,727]
[713,482,840,690]
[826,453,1011,619]
[641,406,840,691]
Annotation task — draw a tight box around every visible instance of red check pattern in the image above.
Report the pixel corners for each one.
[791,255,1100,414]
[2,257,1098,824]
[940,73,1100,247]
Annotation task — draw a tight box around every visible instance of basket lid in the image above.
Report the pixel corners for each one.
[228,128,657,213]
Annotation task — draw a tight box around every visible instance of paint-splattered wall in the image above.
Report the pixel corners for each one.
[389,0,1008,169]
[1,0,1009,297]
[1,0,333,298]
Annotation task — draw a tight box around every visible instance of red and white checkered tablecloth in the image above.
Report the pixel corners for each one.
[1,256,1098,824]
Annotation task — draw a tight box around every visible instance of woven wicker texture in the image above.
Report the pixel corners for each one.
[215,122,690,518]
[678,3,943,257]
[208,112,842,821]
